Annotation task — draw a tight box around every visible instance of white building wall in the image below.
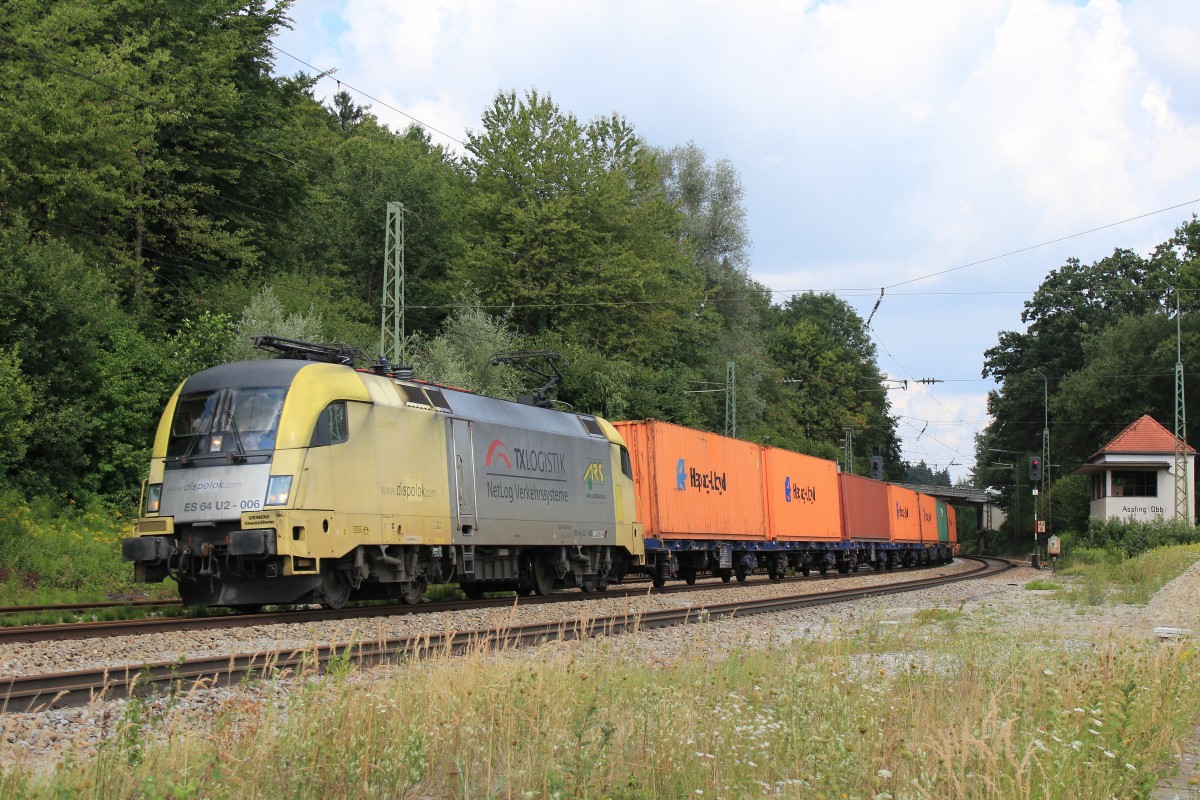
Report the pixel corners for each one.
[1088,453,1195,524]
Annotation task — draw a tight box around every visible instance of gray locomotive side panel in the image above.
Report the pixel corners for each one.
[442,392,616,545]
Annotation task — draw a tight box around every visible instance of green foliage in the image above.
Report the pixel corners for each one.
[1081,516,1200,557]
[0,347,34,481]
[228,285,325,361]
[411,295,524,396]
[0,490,149,603]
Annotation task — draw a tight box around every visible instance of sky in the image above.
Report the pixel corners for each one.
[271,0,1200,482]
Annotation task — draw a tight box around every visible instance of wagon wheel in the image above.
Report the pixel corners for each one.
[318,566,352,610]
[682,568,697,586]
[531,556,556,596]
[718,569,732,583]
[399,579,426,606]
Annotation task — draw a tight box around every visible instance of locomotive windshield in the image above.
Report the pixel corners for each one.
[167,386,287,458]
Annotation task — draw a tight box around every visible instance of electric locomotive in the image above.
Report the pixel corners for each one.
[121,338,645,609]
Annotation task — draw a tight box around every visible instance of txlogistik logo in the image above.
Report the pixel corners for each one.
[485,439,567,475]
[784,477,816,503]
[675,458,727,495]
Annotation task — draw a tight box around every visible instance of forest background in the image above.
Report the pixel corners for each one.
[2,0,1198,556]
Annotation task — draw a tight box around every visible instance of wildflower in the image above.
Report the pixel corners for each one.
[1043,668,1054,676]
[1070,740,1082,751]
[1103,750,1115,759]
[1125,763,1136,771]
[877,769,892,780]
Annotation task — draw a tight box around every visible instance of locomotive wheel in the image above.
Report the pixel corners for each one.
[461,582,486,601]
[399,580,425,605]
[318,568,351,610]
[579,575,598,593]
[531,557,555,596]
[652,575,666,588]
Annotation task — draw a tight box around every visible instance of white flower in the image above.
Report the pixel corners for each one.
[1043,668,1054,676]
[877,769,893,780]
[1125,763,1136,771]
[1103,750,1115,759]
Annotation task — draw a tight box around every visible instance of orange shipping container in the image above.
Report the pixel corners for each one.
[612,420,766,540]
[917,493,939,544]
[886,485,923,543]
[947,504,959,544]
[762,447,843,541]
[839,473,889,540]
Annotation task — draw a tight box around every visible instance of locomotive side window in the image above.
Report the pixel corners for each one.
[310,401,349,447]
[619,445,633,479]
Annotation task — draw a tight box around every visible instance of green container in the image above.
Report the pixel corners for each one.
[935,499,950,543]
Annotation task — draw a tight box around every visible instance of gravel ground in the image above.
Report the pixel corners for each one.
[1,557,1198,793]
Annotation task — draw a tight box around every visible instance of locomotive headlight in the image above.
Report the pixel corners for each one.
[145,484,162,515]
[265,475,293,506]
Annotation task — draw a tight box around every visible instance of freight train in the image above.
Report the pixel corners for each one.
[121,339,958,609]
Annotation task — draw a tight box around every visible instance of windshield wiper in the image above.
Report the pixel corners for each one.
[226,412,248,463]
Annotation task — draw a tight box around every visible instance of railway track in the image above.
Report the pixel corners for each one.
[0,557,1010,712]
[0,562,948,644]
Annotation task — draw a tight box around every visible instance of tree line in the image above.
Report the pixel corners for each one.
[0,0,902,507]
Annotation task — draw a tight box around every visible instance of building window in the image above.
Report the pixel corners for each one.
[1110,470,1157,497]
[1091,474,1106,500]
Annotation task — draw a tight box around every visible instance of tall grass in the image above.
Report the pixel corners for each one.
[1,614,1196,799]
[1059,543,1200,605]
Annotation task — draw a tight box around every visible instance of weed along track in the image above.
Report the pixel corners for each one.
[0,558,1002,712]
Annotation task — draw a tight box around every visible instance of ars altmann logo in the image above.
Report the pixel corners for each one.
[583,461,605,490]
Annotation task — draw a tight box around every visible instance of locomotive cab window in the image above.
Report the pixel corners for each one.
[618,445,633,479]
[167,386,286,457]
[310,401,349,447]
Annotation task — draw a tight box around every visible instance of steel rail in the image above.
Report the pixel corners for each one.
[0,564,918,644]
[0,557,1005,713]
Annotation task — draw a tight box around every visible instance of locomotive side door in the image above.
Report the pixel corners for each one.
[451,419,478,535]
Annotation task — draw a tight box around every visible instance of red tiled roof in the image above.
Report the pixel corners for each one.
[1091,414,1194,458]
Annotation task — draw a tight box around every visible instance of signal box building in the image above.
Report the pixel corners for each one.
[1074,414,1195,524]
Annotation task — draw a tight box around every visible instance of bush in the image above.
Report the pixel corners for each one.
[1082,516,1199,557]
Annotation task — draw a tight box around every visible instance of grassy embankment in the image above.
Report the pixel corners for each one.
[0,539,1197,798]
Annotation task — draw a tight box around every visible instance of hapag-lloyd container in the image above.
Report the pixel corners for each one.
[887,485,923,542]
[762,447,843,541]
[946,504,959,545]
[838,473,889,541]
[612,419,766,540]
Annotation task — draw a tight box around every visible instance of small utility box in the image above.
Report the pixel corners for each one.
[1047,536,1061,556]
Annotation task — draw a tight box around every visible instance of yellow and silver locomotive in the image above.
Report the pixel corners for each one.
[122,339,645,609]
